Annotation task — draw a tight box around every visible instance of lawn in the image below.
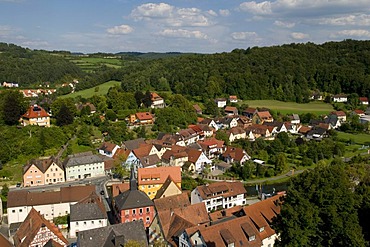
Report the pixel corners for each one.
[70,57,123,71]
[336,132,370,145]
[60,80,120,99]
[242,100,334,115]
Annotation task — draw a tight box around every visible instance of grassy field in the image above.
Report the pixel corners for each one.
[242,100,334,115]
[70,57,123,72]
[60,80,120,99]
[336,132,370,145]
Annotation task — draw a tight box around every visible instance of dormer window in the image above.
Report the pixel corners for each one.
[249,235,256,241]
[259,227,264,232]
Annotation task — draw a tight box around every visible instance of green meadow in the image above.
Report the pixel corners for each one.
[60,80,120,99]
[243,100,334,115]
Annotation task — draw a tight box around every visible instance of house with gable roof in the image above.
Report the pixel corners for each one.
[229,95,238,103]
[243,107,258,119]
[149,193,210,246]
[137,166,182,200]
[227,126,246,143]
[69,192,108,238]
[222,146,251,165]
[23,157,65,187]
[151,92,165,108]
[13,208,68,247]
[7,185,96,225]
[186,148,212,173]
[77,221,148,247]
[98,142,119,158]
[224,106,238,116]
[197,138,225,159]
[330,111,347,123]
[215,116,238,129]
[252,111,274,124]
[64,151,105,181]
[360,97,369,105]
[179,195,283,247]
[21,104,50,127]
[161,145,189,168]
[199,118,219,131]
[215,98,227,108]
[191,181,247,212]
[113,169,155,227]
[333,94,348,103]
[129,112,154,125]
[124,143,159,170]
[177,128,200,145]
[193,104,202,115]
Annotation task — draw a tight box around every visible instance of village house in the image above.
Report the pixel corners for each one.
[237,115,253,129]
[229,95,238,103]
[263,121,288,135]
[179,195,282,247]
[224,106,238,116]
[113,170,155,227]
[196,124,215,137]
[7,185,96,226]
[288,114,300,124]
[197,138,225,160]
[330,111,347,123]
[13,208,68,247]
[186,148,212,173]
[137,166,181,200]
[215,116,238,129]
[222,146,251,165]
[246,124,272,139]
[227,126,247,143]
[243,107,258,119]
[124,143,160,170]
[332,94,348,103]
[23,157,65,187]
[156,133,186,147]
[191,181,247,212]
[252,111,274,124]
[199,118,219,131]
[64,151,105,181]
[285,122,302,134]
[154,175,182,199]
[2,81,19,88]
[360,97,369,105]
[214,161,232,173]
[215,98,227,108]
[121,138,146,151]
[188,125,206,140]
[177,128,200,145]
[77,221,148,247]
[21,104,50,127]
[69,192,108,238]
[129,112,154,125]
[161,145,188,168]
[310,91,324,101]
[76,102,96,114]
[352,109,365,117]
[150,92,165,108]
[149,193,209,246]
[98,142,120,158]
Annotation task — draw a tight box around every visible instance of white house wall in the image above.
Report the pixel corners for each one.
[66,162,105,181]
[70,218,108,238]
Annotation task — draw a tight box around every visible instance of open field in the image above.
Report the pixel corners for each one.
[70,57,123,72]
[60,80,120,99]
[242,100,334,115]
[336,132,370,145]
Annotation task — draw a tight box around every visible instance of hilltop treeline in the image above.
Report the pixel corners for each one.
[120,40,370,102]
[0,43,83,85]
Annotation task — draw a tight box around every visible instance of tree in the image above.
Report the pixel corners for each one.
[1,183,9,201]
[215,130,229,145]
[274,153,288,173]
[273,165,366,247]
[0,90,27,125]
[56,103,74,126]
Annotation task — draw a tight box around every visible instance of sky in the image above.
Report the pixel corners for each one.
[1,0,370,53]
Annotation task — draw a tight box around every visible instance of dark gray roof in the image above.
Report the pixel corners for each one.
[114,189,153,210]
[138,154,160,168]
[77,221,148,247]
[64,153,103,168]
[122,138,146,151]
[70,203,107,222]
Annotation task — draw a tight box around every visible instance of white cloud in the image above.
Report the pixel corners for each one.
[131,3,173,19]
[131,3,212,27]
[207,10,217,16]
[239,1,272,15]
[219,9,230,17]
[0,25,12,36]
[231,31,258,40]
[274,20,295,28]
[158,29,208,39]
[22,40,49,47]
[318,14,370,26]
[107,24,133,35]
[332,29,370,38]
[290,32,309,39]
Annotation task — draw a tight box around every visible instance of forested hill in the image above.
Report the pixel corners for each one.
[0,43,83,86]
[120,40,370,102]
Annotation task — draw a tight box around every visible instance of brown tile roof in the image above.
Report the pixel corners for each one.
[22,104,50,119]
[132,143,154,158]
[7,185,96,208]
[137,166,181,185]
[246,124,269,135]
[151,92,162,101]
[187,148,202,163]
[224,106,238,113]
[112,182,130,198]
[196,181,246,200]
[154,193,209,245]
[359,97,368,102]
[13,208,68,247]
[256,111,273,120]
[298,125,311,134]
[209,205,244,221]
[99,142,117,153]
[330,111,346,117]
[354,109,365,115]
[136,112,153,121]
[228,126,246,135]
[0,233,12,247]
[193,104,202,112]
[198,138,224,149]
[222,146,248,163]
[23,157,62,174]
[154,175,182,199]
[229,95,238,100]
[243,107,257,114]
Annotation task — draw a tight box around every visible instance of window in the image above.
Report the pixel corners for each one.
[125,210,129,215]
[139,208,143,214]
[47,174,49,177]
[51,168,53,172]
[146,207,150,213]
[76,222,79,226]
[12,210,15,213]
[91,221,94,224]
[84,222,87,225]
[133,209,136,215]
[19,209,22,212]
[146,217,150,223]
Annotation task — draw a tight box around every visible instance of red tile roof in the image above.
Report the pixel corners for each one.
[354,109,365,115]
[224,106,238,113]
[13,208,68,247]
[196,181,246,200]
[0,233,12,247]
[359,97,368,102]
[137,166,181,185]
[136,112,153,121]
[331,111,346,117]
[22,104,50,119]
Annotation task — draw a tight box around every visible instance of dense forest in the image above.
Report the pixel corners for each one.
[1,40,370,102]
[120,40,370,102]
